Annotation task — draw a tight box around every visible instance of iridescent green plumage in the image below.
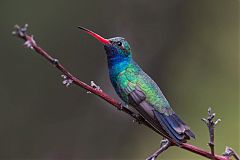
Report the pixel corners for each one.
[111,62,170,113]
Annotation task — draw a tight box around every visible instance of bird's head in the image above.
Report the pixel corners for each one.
[78,26,132,59]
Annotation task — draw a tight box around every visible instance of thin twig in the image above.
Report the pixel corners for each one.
[201,107,221,159]
[146,139,172,160]
[13,24,238,160]
[223,147,240,160]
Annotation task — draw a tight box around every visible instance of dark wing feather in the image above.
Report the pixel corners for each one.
[171,113,195,139]
[126,87,177,142]
[153,110,195,143]
[127,86,195,144]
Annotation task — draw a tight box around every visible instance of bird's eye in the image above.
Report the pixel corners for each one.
[117,41,122,46]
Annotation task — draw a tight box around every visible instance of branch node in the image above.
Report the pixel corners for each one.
[87,81,102,94]
[223,146,240,160]
[52,58,59,65]
[61,74,73,87]
[23,35,36,50]
[202,107,221,158]
[13,24,28,38]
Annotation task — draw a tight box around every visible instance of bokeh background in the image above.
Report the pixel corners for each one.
[0,0,239,159]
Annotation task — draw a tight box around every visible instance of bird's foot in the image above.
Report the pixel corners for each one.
[118,102,129,111]
[146,139,171,160]
[132,113,145,124]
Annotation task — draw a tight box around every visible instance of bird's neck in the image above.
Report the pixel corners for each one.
[107,55,132,76]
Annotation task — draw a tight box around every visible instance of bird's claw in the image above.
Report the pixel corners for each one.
[61,75,73,87]
[118,103,129,111]
[132,114,144,124]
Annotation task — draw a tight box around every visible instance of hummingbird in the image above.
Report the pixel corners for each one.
[78,26,195,144]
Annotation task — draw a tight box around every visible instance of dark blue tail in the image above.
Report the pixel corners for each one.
[154,110,195,144]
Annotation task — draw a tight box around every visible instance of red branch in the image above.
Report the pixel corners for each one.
[13,25,236,160]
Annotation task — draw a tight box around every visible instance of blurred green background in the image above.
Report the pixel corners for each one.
[0,0,239,159]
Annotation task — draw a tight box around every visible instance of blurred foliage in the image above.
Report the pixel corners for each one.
[0,0,239,159]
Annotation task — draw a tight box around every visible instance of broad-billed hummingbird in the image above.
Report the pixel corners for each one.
[78,26,195,144]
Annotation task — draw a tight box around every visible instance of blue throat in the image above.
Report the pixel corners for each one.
[107,54,131,77]
[104,44,132,76]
